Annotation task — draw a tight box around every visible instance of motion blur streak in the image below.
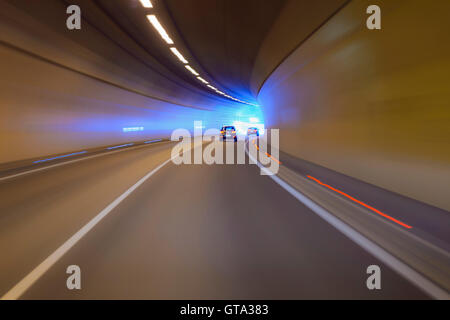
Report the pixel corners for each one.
[265,153,281,165]
[252,139,281,164]
[170,47,188,64]
[307,176,413,229]
[107,143,134,150]
[1,152,178,300]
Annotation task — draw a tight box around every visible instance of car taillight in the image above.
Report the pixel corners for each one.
[232,131,236,134]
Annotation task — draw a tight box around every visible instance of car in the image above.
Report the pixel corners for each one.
[247,127,259,136]
[221,126,237,142]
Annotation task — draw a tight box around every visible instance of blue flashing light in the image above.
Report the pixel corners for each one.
[107,143,134,150]
[33,151,87,164]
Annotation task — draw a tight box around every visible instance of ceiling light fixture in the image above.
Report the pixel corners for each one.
[197,77,209,84]
[139,0,153,8]
[147,15,174,44]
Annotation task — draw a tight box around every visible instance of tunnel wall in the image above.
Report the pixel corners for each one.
[0,0,235,164]
[257,0,450,211]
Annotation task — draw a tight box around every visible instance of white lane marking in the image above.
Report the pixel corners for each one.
[0,141,171,182]
[1,157,174,300]
[246,150,449,300]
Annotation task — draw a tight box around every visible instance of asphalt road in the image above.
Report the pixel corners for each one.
[0,140,433,299]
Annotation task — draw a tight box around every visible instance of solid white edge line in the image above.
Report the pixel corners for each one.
[247,149,449,300]
[1,157,174,300]
[0,141,171,182]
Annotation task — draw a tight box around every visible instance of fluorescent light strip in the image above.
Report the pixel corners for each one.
[170,47,188,64]
[145,12,253,105]
[147,15,174,45]
[185,65,199,76]
[139,0,153,8]
[197,76,209,84]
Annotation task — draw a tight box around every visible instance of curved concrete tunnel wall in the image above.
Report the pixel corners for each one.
[1,0,449,213]
[0,43,213,163]
[257,0,450,211]
[0,1,239,164]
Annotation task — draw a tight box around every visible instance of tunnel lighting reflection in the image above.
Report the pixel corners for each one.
[107,143,134,150]
[197,76,209,84]
[33,151,87,164]
[185,65,199,76]
[123,127,144,132]
[147,15,174,45]
[139,0,153,8]
[170,47,188,64]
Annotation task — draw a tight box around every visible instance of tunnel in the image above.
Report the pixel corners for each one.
[0,0,449,301]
